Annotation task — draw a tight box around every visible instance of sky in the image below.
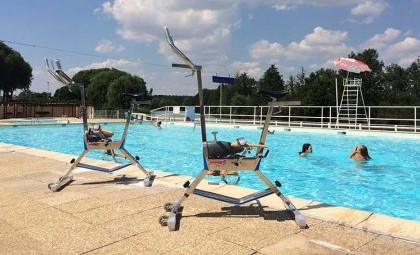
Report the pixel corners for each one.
[1,0,419,96]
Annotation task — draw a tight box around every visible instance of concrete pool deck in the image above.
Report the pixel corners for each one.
[0,142,419,254]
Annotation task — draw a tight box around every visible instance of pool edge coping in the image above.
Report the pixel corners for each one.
[0,142,419,243]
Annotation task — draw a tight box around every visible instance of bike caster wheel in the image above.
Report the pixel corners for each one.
[164,202,174,212]
[167,213,177,231]
[48,175,73,192]
[143,173,155,187]
[159,215,168,226]
[48,182,60,192]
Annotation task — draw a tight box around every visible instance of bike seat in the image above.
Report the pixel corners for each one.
[206,141,244,159]
[258,89,287,100]
[123,93,145,101]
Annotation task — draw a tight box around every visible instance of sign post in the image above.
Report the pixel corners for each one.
[212,75,234,121]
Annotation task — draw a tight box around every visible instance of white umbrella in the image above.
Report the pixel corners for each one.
[333,57,371,73]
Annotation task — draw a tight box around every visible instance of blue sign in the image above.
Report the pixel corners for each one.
[212,76,234,84]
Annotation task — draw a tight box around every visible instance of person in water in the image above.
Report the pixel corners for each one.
[156,121,162,129]
[349,144,371,160]
[299,143,312,157]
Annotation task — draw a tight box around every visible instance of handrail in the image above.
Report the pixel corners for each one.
[148,105,419,133]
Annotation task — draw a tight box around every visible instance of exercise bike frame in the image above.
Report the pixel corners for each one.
[45,58,155,191]
[160,27,306,230]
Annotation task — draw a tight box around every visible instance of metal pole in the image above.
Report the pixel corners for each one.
[79,85,88,131]
[335,78,338,119]
[253,106,256,125]
[329,107,332,127]
[219,84,222,120]
[47,81,50,102]
[196,69,207,142]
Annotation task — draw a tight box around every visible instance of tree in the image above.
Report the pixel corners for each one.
[232,72,257,97]
[0,42,32,101]
[17,90,50,104]
[54,86,81,103]
[382,64,410,105]
[230,93,253,115]
[73,69,109,87]
[107,74,148,109]
[285,67,307,101]
[406,58,420,105]
[83,68,128,109]
[258,64,285,91]
[257,64,285,104]
[302,68,337,106]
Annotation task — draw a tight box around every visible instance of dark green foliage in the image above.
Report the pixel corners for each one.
[258,64,285,91]
[407,58,420,104]
[0,42,32,101]
[301,68,337,106]
[151,95,194,108]
[107,75,147,109]
[53,86,80,103]
[16,90,50,104]
[76,68,148,109]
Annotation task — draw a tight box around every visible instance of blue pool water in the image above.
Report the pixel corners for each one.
[1,123,419,221]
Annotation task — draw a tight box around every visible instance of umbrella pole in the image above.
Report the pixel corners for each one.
[335,78,338,126]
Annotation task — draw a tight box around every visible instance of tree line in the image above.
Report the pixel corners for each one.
[1,41,419,111]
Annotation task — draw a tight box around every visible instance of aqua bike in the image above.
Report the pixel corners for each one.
[45,58,155,191]
[159,27,307,231]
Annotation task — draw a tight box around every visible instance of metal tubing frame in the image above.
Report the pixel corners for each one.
[45,58,153,190]
[163,27,306,230]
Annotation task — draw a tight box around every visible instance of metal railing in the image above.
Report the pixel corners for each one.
[93,110,122,119]
[150,105,419,133]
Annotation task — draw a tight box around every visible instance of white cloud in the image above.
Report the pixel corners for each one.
[397,57,418,67]
[95,39,125,53]
[230,61,263,78]
[361,28,401,50]
[351,0,388,17]
[272,4,294,10]
[350,0,388,24]
[249,40,284,61]
[68,59,143,78]
[385,37,420,57]
[245,27,354,73]
[359,27,420,68]
[383,37,420,66]
[242,27,355,77]
[101,0,238,70]
[285,27,354,60]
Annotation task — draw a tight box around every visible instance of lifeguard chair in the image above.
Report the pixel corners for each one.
[45,58,155,191]
[336,78,368,128]
[158,27,306,231]
[333,57,371,129]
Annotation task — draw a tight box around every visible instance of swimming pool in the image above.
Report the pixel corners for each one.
[1,123,419,221]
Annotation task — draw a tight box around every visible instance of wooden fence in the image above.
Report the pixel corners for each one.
[0,102,93,119]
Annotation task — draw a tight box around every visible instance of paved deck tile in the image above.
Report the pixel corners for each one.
[0,146,418,254]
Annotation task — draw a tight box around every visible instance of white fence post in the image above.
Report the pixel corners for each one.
[139,104,419,133]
